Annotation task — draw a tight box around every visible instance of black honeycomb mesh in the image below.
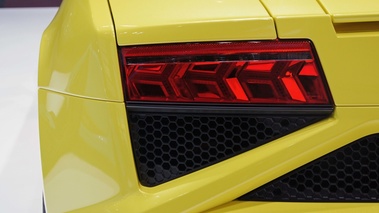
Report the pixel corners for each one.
[128,111,323,186]
[239,134,379,202]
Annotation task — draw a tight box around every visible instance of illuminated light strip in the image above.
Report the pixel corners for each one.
[226,78,248,101]
[281,77,306,102]
[121,41,332,104]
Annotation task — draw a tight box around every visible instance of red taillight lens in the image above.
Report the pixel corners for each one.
[121,41,331,104]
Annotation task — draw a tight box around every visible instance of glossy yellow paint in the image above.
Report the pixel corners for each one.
[39,89,135,213]
[262,0,379,106]
[262,0,325,16]
[206,201,379,213]
[39,0,379,212]
[38,0,123,102]
[319,0,379,23]
[108,0,276,45]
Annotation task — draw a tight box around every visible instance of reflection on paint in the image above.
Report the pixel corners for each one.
[45,153,120,213]
[46,91,64,118]
[48,70,70,93]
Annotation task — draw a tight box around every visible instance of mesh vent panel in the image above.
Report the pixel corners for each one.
[239,134,379,201]
[128,112,322,186]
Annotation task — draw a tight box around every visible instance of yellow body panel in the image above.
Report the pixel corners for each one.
[39,89,134,212]
[319,0,379,23]
[206,201,379,213]
[108,0,276,45]
[39,0,379,212]
[38,0,123,101]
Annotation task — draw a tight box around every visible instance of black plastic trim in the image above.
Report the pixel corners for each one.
[126,102,334,116]
[126,52,312,64]
[128,108,332,186]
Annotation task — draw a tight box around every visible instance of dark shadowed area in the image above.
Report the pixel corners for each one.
[0,0,62,7]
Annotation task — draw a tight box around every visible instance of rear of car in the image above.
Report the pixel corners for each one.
[38,0,379,212]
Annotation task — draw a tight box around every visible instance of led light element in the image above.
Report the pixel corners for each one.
[121,41,331,104]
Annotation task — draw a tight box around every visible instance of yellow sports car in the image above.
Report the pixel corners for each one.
[38,0,379,212]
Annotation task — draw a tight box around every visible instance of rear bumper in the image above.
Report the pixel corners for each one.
[39,88,379,212]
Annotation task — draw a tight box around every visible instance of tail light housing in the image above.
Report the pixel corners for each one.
[120,40,332,105]
[120,40,334,186]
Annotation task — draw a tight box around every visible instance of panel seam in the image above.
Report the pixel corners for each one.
[38,87,124,103]
[259,0,279,38]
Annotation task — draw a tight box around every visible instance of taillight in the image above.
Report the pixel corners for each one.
[120,40,332,105]
[120,40,334,186]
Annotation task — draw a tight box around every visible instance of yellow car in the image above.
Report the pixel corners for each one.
[38,0,379,212]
